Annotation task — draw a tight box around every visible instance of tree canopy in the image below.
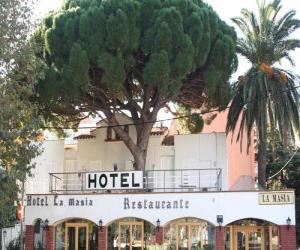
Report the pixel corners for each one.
[0,0,41,227]
[226,0,300,188]
[33,0,237,169]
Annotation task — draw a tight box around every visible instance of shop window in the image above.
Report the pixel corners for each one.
[107,127,112,140]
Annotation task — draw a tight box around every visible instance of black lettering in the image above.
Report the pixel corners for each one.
[138,202,142,209]
[88,174,97,189]
[180,199,183,208]
[99,174,108,188]
[144,200,147,209]
[149,201,153,209]
[167,201,171,209]
[132,201,136,209]
[27,196,32,206]
[162,201,165,209]
[89,200,93,206]
[155,201,160,209]
[124,198,130,209]
[110,173,118,188]
[121,173,129,187]
[185,201,189,208]
[173,201,178,209]
[45,196,48,206]
[132,173,140,187]
[69,199,75,206]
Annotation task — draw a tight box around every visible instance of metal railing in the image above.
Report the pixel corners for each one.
[49,168,222,193]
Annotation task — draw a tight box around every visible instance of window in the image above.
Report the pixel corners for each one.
[107,127,112,140]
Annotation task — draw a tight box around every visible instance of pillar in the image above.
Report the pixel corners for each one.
[279,225,296,250]
[24,225,34,250]
[155,227,164,245]
[45,226,54,250]
[216,226,224,250]
[98,226,107,250]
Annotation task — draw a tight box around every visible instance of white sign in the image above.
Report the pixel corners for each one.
[85,171,143,190]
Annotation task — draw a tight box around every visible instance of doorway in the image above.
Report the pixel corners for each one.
[232,226,265,250]
[118,221,144,250]
[65,223,89,250]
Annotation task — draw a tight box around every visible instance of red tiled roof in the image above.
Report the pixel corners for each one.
[73,134,96,140]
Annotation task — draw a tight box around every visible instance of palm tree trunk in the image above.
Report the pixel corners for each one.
[257,126,267,189]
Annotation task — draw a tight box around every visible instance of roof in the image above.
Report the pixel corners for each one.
[150,126,168,136]
[73,134,96,140]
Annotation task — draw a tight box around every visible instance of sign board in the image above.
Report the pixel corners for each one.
[85,171,143,190]
[259,191,294,205]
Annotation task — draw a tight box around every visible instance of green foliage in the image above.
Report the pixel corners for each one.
[266,135,300,246]
[0,0,42,227]
[33,0,237,120]
[226,0,300,188]
[177,105,204,134]
[33,0,237,170]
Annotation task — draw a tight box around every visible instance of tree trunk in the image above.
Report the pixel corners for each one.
[107,114,156,171]
[257,126,267,189]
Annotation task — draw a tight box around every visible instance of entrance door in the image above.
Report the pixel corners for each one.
[233,226,265,250]
[65,223,89,250]
[177,223,205,250]
[119,222,144,250]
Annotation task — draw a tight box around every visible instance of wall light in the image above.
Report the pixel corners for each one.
[217,215,223,230]
[156,219,160,232]
[286,217,291,230]
[99,219,103,232]
[41,219,49,230]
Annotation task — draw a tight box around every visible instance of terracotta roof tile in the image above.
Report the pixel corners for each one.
[74,134,96,140]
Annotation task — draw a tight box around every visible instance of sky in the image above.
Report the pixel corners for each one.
[35,0,300,78]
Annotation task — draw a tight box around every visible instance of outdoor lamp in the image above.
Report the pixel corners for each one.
[156,219,160,232]
[3,230,7,239]
[99,219,103,232]
[286,217,291,230]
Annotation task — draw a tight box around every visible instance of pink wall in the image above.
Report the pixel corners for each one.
[202,110,256,189]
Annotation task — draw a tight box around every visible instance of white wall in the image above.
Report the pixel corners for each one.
[174,133,228,190]
[26,140,65,194]
[24,191,296,226]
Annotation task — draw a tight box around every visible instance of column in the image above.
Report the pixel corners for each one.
[45,226,55,250]
[25,225,34,250]
[215,226,224,250]
[98,226,107,250]
[155,227,164,245]
[279,225,296,250]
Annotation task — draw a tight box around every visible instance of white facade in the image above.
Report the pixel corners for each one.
[24,191,295,226]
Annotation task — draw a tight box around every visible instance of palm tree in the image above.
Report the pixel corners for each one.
[226,0,300,189]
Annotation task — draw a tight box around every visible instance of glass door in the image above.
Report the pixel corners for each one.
[233,227,265,250]
[177,223,206,250]
[65,223,89,250]
[119,222,144,250]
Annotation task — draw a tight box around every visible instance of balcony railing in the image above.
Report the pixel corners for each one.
[49,168,222,193]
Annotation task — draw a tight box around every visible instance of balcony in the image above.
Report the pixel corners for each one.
[49,168,222,193]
